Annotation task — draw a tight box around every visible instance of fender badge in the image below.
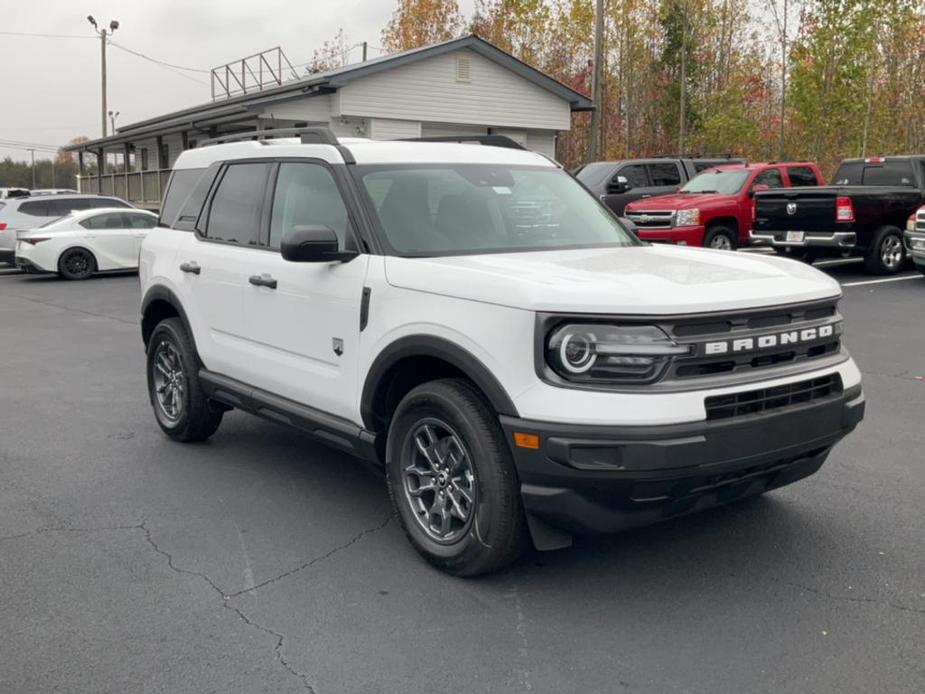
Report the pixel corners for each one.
[332,338,344,357]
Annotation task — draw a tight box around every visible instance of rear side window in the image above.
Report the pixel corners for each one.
[269,163,350,249]
[204,163,271,246]
[862,161,914,186]
[160,168,207,228]
[18,200,51,217]
[47,199,90,216]
[787,166,818,187]
[647,162,682,186]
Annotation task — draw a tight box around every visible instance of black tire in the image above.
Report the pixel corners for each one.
[385,378,527,576]
[146,317,223,442]
[864,226,906,275]
[703,225,737,251]
[775,247,817,263]
[58,248,97,280]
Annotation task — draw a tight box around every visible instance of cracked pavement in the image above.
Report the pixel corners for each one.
[1,266,924,693]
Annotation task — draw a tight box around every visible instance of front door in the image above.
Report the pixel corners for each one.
[240,161,369,422]
[77,211,138,269]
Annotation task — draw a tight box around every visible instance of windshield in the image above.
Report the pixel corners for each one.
[354,164,639,256]
[574,162,616,188]
[681,169,750,194]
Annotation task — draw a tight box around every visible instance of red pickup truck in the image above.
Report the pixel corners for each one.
[623,162,826,250]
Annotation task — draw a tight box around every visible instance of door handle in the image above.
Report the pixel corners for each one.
[641,194,652,198]
[179,261,201,275]
[249,273,277,289]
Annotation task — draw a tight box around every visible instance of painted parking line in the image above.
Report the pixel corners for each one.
[841,273,921,287]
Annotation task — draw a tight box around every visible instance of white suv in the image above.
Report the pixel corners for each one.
[140,128,865,576]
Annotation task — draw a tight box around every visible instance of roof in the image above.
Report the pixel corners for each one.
[172,137,557,170]
[67,35,593,152]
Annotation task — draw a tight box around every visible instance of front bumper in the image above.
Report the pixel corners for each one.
[904,230,925,268]
[636,225,705,246]
[501,384,864,544]
[750,229,857,249]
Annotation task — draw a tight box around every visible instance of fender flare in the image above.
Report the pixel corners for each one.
[140,285,196,352]
[360,335,519,430]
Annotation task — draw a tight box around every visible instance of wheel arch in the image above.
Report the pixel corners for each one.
[361,335,519,435]
[141,285,196,354]
[705,216,739,234]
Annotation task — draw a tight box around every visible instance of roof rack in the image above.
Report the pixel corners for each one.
[200,126,340,147]
[401,135,526,150]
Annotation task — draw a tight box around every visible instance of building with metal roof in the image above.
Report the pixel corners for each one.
[66,35,593,209]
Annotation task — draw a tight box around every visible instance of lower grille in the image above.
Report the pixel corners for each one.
[705,374,842,421]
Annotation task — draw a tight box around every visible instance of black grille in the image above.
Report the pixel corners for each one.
[705,374,842,421]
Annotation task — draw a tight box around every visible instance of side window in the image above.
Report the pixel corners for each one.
[753,169,784,189]
[647,162,682,187]
[204,163,270,246]
[18,201,50,217]
[616,165,648,189]
[47,199,86,216]
[787,167,818,187]
[80,213,126,230]
[269,163,350,249]
[123,213,156,229]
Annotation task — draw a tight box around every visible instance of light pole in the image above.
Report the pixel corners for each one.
[87,15,119,138]
[108,110,120,134]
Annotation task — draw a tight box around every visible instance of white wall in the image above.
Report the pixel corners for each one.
[258,95,332,124]
[338,48,572,131]
[369,118,422,140]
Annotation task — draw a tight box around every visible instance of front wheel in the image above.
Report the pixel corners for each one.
[146,317,223,442]
[386,379,527,576]
[704,225,737,251]
[864,227,906,275]
[58,248,96,280]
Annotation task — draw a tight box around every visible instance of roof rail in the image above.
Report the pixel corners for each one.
[200,126,340,147]
[401,135,526,151]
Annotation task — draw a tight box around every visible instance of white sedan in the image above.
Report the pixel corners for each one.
[16,208,158,280]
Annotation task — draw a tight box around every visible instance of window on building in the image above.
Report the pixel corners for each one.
[204,163,270,245]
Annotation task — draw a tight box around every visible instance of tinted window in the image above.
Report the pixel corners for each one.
[648,162,682,186]
[575,162,616,189]
[862,161,915,186]
[753,169,784,188]
[47,199,91,216]
[160,168,207,227]
[787,166,818,186]
[97,198,130,209]
[269,163,350,249]
[124,213,156,229]
[18,200,51,217]
[617,165,648,189]
[205,163,270,246]
[80,213,126,230]
[357,164,638,256]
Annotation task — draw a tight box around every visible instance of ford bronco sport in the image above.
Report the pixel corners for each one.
[140,128,865,576]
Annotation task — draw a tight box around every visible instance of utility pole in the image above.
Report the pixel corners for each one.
[362,41,368,62]
[678,0,688,155]
[28,149,36,188]
[87,15,119,138]
[108,110,120,134]
[589,0,604,161]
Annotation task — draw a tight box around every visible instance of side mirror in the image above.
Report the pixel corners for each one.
[749,183,770,198]
[281,225,357,263]
[608,175,630,195]
[619,217,639,236]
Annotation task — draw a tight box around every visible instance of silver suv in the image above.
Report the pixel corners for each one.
[0,194,132,265]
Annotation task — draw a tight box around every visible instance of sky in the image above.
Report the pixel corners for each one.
[0,0,477,162]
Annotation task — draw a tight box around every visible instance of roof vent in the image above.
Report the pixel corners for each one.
[455,55,472,83]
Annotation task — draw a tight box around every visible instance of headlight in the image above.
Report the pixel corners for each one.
[907,216,916,232]
[546,323,690,385]
[675,209,700,227]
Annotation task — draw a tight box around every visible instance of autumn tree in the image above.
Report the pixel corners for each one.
[381,0,466,52]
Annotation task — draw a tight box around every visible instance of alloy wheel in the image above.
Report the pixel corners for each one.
[880,235,903,270]
[401,419,477,544]
[152,340,185,422]
[710,235,733,250]
[65,252,90,275]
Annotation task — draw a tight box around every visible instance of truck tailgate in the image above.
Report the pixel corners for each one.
[755,189,837,232]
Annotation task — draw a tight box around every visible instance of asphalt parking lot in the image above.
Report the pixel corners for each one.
[1,261,923,694]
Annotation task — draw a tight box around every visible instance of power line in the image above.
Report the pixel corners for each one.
[0,30,95,40]
[106,39,210,73]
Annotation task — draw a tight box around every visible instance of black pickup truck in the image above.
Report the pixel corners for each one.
[751,156,925,274]
[575,157,746,215]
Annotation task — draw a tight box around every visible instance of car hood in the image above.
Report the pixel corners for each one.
[384,245,841,314]
[626,192,733,211]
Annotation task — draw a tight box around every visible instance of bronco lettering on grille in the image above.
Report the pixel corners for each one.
[704,324,836,355]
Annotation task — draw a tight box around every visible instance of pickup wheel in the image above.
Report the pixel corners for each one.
[704,225,737,251]
[146,317,223,442]
[385,378,527,576]
[864,226,906,275]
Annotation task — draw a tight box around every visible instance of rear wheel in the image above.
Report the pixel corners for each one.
[704,225,737,251]
[146,317,223,442]
[386,378,527,576]
[58,248,96,280]
[864,226,905,275]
